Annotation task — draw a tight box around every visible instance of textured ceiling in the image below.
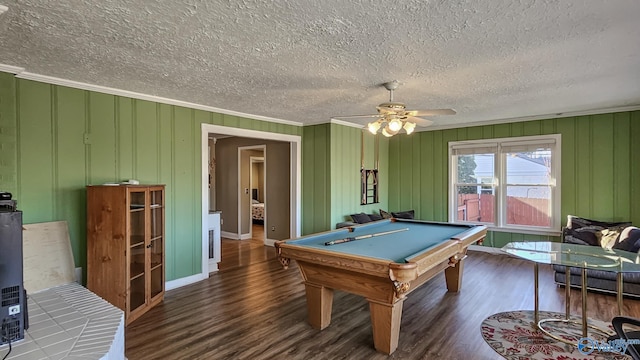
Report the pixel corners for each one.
[1,0,639,129]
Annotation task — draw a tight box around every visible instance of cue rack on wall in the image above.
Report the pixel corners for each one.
[360,131,379,205]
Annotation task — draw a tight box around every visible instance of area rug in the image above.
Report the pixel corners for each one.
[481,310,631,359]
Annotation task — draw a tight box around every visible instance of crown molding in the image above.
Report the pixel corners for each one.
[3,64,638,131]
[329,118,365,128]
[321,104,640,131]
[0,64,24,74]
[417,105,640,133]
[0,65,302,127]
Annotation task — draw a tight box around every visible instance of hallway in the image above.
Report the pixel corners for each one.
[218,224,276,271]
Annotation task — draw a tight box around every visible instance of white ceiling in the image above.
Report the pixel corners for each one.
[1,0,639,130]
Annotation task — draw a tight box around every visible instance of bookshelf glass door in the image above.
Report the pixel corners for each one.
[129,189,147,312]
[150,189,164,299]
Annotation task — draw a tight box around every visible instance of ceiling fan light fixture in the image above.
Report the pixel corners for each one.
[367,121,381,134]
[403,121,416,135]
[381,125,398,137]
[388,118,403,132]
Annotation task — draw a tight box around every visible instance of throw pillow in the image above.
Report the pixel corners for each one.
[350,213,373,224]
[563,227,600,246]
[597,228,621,249]
[392,210,415,219]
[563,215,632,248]
[380,209,392,219]
[369,213,383,221]
[613,227,640,253]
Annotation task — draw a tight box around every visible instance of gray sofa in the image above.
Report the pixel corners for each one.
[553,216,640,296]
[336,209,415,228]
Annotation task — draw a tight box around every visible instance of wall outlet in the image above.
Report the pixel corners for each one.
[271,226,275,231]
[8,304,20,315]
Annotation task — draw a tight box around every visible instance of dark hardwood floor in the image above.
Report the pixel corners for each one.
[218,224,274,271]
[125,239,640,359]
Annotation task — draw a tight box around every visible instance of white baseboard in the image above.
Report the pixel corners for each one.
[75,267,83,284]
[221,231,240,239]
[264,238,277,247]
[165,273,208,291]
[240,233,251,240]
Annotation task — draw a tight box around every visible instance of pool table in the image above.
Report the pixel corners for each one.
[274,218,487,355]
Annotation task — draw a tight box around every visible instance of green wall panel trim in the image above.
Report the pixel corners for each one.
[55,86,89,274]
[134,99,159,183]
[88,92,117,185]
[613,112,631,222]
[158,104,175,279]
[117,98,134,181]
[388,111,640,247]
[0,72,17,194]
[631,111,640,225]
[302,124,331,234]
[17,80,55,224]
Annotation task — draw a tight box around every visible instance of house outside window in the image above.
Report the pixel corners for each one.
[449,134,561,234]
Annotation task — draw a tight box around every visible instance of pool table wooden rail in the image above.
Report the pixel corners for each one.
[274,221,487,354]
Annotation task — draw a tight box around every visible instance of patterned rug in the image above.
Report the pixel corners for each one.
[481,310,631,359]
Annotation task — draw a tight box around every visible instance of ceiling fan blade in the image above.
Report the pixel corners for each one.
[405,116,434,127]
[331,114,383,120]
[408,109,456,117]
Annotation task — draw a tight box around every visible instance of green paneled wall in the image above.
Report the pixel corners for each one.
[0,74,17,194]
[301,123,389,234]
[329,124,389,228]
[3,69,639,283]
[388,111,640,248]
[0,73,301,282]
[302,124,331,234]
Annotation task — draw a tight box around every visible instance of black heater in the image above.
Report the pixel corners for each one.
[0,198,25,345]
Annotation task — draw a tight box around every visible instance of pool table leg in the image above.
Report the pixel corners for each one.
[369,299,404,355]
[444,257,465,292]
[305,283,334,330]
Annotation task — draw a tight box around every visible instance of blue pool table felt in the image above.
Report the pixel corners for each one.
[290,220,473,263]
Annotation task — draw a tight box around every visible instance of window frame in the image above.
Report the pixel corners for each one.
[448,134,562,236]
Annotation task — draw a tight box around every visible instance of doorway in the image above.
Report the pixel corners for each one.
[238,145,266,241]
[249,155,265,242]
[200,124,301,275]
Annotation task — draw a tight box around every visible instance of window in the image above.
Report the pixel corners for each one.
[449,134,561,234]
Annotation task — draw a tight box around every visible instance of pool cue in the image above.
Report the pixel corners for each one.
[324,228,409,246]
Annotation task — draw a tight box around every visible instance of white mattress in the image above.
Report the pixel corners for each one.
[252,203,264,220]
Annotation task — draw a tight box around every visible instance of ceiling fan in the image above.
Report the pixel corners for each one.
[333,80,456,136]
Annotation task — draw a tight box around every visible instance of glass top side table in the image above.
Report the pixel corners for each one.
[502,241,640,344]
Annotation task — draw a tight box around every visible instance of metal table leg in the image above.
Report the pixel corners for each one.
[617,272,623,315]
[536,265,613,345]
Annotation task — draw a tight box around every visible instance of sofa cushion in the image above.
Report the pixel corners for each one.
[566,215,631,230]
[392,210,415,219]
[613,226,640,253]
[369,213,383,221]
[563,227,599,246]
[379,209,392,219]
[350,213,373,224]
[554,264,640,284]
[563,215,631,247]
[336,221,356,229]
